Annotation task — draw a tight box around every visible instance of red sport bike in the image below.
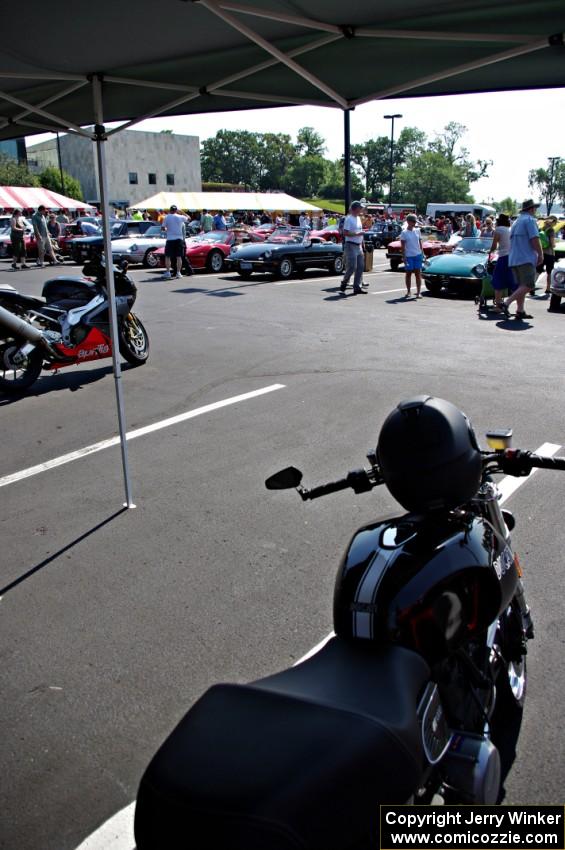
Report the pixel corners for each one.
[0,258,149,394]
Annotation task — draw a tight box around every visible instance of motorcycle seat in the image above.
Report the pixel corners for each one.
[135,639,430,850]
[0,289,45,309]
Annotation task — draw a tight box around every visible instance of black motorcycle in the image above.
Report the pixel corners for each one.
[0,258,149,394]
[134,397,564,850]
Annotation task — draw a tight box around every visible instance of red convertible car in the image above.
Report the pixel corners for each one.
[149,229,263,274]
[386,226,451,271]
[310,223,343,243]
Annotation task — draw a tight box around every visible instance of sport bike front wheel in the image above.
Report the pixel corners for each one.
[119,314,149,366]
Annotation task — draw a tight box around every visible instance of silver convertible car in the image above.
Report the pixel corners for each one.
[111,224,168,267]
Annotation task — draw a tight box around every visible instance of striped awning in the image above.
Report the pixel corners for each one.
[0,186,95,212]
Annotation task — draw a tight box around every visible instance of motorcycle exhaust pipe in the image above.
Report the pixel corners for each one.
[0,303,56,353]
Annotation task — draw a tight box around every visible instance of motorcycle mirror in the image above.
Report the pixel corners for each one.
[265,466,303,490]
[486,429,513,450]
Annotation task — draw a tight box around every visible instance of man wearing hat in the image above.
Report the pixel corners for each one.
[503,199,543,320]
[339,200,367,295]
[162,204,188,279]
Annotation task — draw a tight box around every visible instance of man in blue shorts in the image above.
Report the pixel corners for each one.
[400,214,424,298]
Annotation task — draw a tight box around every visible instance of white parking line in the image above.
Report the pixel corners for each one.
[73,440,562,850]
[0,384,285,489]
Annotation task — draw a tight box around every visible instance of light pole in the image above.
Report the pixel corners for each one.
[384,114,402,213]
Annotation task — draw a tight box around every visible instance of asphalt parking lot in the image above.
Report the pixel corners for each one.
[1,254,564,850]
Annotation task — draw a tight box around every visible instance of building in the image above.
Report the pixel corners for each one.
[27,129,201,208]
[0,138,27,165]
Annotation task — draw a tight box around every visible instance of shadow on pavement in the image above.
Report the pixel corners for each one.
[0,362,138,406]
[0,507,129,598]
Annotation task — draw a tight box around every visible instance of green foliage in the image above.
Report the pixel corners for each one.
[202,181,245,191]
[528,158,563,215]
[303,198,345,214]
[394,151,473,212]
[495,197,518,215]
[0,153,39,187]
[285,155,326,198]
[200,122,495,212]
[350,137,390,199]
[39,166,83,200]
[295,127,326,158]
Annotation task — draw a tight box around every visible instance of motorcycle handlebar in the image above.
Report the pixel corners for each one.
[300,468,378,501]
[490,449,565,477]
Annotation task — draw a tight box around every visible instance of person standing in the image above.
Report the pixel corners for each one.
[47,214,61,239]
[31,205,57,266]
[489,213,514,313]
[162,204,188,280]
[339,200,367,295]
[9,208,28,269]
[503,199,543,320]
[201,209,213,233]
[539,216,557,295]
[213,210,227,230]
[400,213,424,298]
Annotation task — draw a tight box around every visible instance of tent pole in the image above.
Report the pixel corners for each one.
[92,75,135,508]
[343,109,351,212]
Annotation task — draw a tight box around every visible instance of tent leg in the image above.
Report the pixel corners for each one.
[343,108,352,212]
[92,77,135,508]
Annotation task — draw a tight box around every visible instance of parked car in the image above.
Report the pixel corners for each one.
[111,224,168,267]
[0,221,38,259]
[310,223,343,244]
[248,222,277,240]
[226,226,344,279]
[69,219,155,263]
[363,221,402,249]
[548,257,565,312]
[149,229,263,274]
[386,226,449,270]
[422,236,494,296]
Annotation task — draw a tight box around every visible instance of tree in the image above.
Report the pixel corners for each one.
[528,158,562,215]
[495,197,518,215]
[0,153,39,187]
[394,151,473,212]
[429,122,490,183]
[295,127,326,158]
[350,138,390,199]
[286,155,327,198]
[39,166,83,200]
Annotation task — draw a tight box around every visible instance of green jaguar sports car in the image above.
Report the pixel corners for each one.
[422,237,493,296]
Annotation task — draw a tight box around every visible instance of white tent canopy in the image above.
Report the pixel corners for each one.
[132,191,321,212]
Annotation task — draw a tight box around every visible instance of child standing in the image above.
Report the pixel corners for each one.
[400,213,424,298]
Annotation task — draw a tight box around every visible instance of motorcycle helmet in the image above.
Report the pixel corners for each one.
[377,396,482,512]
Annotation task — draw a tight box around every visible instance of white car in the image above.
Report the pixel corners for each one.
[110,223,167,267]
[549,258,565,313]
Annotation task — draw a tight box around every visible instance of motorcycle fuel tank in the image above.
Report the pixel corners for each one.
[333,513,518,664]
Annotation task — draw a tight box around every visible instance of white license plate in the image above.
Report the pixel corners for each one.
[240,261,252,270]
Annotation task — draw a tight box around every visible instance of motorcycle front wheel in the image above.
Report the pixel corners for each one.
[119,314,150,366]
[0,338,43,394]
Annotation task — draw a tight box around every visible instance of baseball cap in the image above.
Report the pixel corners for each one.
[170,204,178,212]
[350,200,364,210]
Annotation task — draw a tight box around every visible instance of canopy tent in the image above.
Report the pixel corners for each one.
[0,185,94,212]
[1,0,563,506]
[133,191,321,212]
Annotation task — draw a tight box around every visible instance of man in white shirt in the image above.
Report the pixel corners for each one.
[339,200,367,295]
[399,213,424,298]
[163,204,188,279]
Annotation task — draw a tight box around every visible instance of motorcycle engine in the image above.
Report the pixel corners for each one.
[70,325,89,345]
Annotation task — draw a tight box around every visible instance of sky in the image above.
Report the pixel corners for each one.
[27,87,564,205]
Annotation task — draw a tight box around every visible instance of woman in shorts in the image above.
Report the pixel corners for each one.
[400,214,424,299]
[489,213,515,313]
